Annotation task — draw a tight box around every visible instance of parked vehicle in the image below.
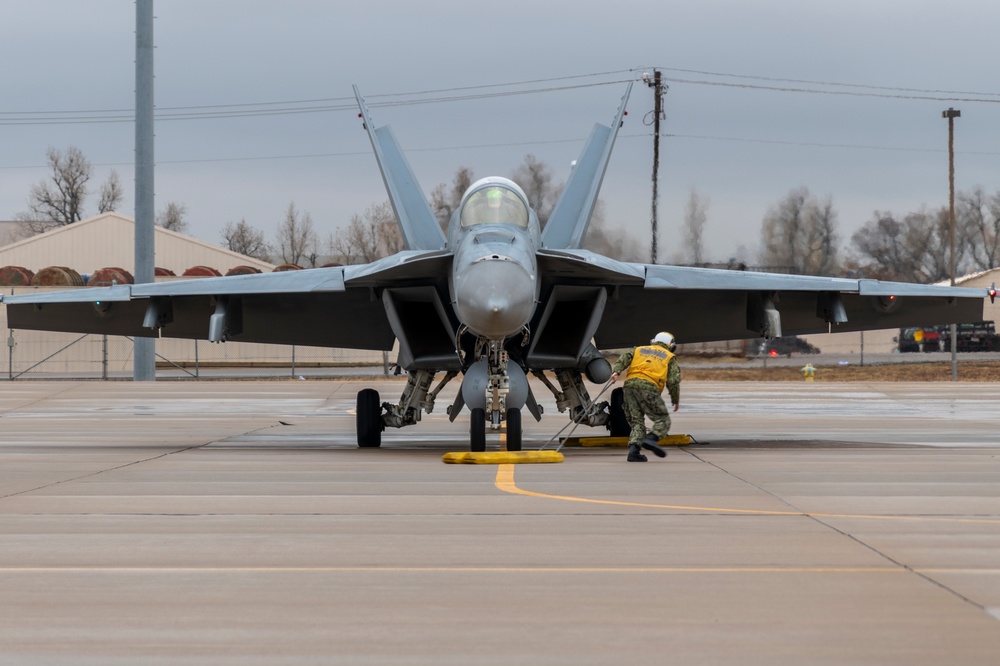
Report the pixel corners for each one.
[748,336,821,358]
[897,321,999,353]
[941,321,1000,352]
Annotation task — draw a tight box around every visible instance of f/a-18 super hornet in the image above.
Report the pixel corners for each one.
[2,84,991,450]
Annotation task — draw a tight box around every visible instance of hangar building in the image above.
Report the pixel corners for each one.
[0,213,384,376]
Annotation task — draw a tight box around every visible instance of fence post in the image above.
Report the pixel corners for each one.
[291,345,296,378]
[102,335,108,380]
[195,339,199,379]
[7,329,14,380]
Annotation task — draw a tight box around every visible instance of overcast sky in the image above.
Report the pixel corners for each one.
[3,0,1000,264]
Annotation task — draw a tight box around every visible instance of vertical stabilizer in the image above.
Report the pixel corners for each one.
[353,86,447,251]
[541,83,633,250]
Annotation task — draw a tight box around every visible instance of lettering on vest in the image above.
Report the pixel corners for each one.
[625,345,674,392]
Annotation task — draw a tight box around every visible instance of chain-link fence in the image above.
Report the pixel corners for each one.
[3,329,392,380]
[1,286,394,379]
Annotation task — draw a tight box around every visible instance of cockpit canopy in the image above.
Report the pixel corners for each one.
[459,178,530,229]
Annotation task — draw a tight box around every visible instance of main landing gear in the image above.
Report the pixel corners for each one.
[354,369,457,448]
[355,338,531,452]
[356,388,383,448]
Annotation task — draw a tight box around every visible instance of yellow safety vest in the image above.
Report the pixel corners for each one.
[625,345,675,392]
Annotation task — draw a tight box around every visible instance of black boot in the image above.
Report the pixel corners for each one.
[641,434,667,458]
[627,444,647,462]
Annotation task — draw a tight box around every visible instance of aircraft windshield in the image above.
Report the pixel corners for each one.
[460,186,529,228]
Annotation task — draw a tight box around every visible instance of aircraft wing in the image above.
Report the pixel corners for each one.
[1,250,452,351]
[536,249,988,348]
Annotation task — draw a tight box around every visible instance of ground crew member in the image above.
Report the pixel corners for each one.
[610,332,681,462]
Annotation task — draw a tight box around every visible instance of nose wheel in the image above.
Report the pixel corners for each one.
[470,408,486,452]
[505,408,522,451]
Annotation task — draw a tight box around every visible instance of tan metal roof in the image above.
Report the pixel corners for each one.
[0,212,274,277]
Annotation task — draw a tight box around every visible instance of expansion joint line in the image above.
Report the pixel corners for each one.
[0,421,281,502]
[677,449,991,619]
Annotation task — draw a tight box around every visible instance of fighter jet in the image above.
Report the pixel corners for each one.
[2,84,989,450]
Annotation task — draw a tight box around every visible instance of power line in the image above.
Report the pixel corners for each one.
[661,66,1000,99]
[0,74,635,126]
[662,75,1000,104]
[6,131,1000,172]
[7,64,1000,129]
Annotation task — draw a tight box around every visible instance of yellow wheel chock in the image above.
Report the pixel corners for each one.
[442,451,564,464]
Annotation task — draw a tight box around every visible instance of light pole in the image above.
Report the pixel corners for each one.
[134,0,155,381]
[942,107,960,381]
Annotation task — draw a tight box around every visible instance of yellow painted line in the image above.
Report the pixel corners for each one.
[494,464,1000,525]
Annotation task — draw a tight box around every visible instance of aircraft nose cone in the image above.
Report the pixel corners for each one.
[455,258,535,339]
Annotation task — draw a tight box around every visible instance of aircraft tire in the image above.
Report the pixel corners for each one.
[505,408,522,451]
[608,387,631,437]
[470,408,486,452]
[356,388,382,448]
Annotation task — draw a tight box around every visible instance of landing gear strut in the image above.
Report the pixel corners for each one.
[457,338,530,451]
[532,368,611,429]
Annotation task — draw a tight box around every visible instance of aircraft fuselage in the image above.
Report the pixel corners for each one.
[448,177,541,340]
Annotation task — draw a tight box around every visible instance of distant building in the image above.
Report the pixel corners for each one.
[0,213,387,375]
[0,212,274,280]
[0,220,25,247]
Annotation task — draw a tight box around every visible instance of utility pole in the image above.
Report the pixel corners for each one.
[942,108,960,382]
[134,0,155,381]
[645,70,666,263]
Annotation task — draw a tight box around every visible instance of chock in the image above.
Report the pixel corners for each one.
[442,450,564,464]
[562,434,692,448]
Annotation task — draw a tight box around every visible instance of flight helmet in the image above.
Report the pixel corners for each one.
[651,331,676,352]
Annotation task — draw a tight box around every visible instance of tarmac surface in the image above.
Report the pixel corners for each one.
[1,378,999,665]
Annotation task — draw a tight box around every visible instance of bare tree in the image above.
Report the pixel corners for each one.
[97,169,124,213]
[511,155,555,226]
[958,186,1000,271]
[849,207,960,282]
[582,200,643,262]
[430,166,474,231]
[329,201,401,264]
[221,219,271,261]
[275,202,319,266]
[156,201,189,233]
[759,187,839,275]
[849,213,909,280]
[809,196,840,276]
[16,146,92,234]
[682,188,709,264]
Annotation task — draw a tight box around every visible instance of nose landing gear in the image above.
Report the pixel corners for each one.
[460,339,528,452]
